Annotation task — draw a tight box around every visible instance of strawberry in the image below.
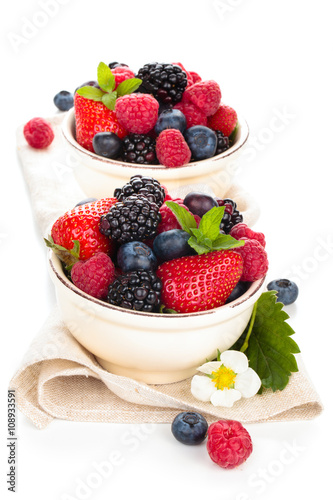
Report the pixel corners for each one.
[156,250,243,313]
[208,104,238,137]
[48,198,118,262]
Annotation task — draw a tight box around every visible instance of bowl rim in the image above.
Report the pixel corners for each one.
[48,249,265,319]
[61,107,249,172]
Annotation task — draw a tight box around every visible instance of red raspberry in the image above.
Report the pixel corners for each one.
[174,100,208,128]
[111,66,135,88]
[230,223,266,248]
[23,117,54,149]
[71,252,115,300]
[208,104,238,137]
[184,80,221,116]
[189,71,202,84]
[156,129,191,167]
[207,420,253,469]
[115,93,159,134]
[158,202,200,234]
[236,238,269,281]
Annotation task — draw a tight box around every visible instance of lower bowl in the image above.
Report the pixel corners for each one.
[48,250,265,384]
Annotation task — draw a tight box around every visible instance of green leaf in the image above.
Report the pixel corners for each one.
[97,62,115,93]
[187,236,211,255]
[232,291,300,392]
[116,78,142,96]
[165,201,198,234]
[211,234,245,250]
[102,92,117,110]
[229,121,239,145]
[76,86,105,102]
[44,236,80,272]
[198,206,225,241]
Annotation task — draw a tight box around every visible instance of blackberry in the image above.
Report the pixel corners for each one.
[114,175,165,207]
[136,62,187,105]
[216,197,243,234]
[107,269,162,312]
[215,130,230,155]
[120,135,157,165]
[108,61,129,69]
[99,194,161,244]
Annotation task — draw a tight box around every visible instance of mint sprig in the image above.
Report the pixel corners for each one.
[76,62,142,110]
[165,201,244,255]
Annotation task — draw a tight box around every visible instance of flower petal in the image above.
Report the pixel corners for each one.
[196,361,222,375]
[219,350,249,374]
[210,388,242,408]
[234,368,262,398]
[191,375,216,402]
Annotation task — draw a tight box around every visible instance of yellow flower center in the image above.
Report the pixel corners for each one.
[211,365,236,390]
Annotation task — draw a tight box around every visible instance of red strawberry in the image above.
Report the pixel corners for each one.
[115,93,159,134]
[156,250,243,313]
[71,252,115,300]
[184,80,221,116]
[51,198,118,261]
[74,93,127,152]
[156,129,191,167]
[208,104,238,137]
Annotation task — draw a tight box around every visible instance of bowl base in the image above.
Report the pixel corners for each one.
[96,357,197,385]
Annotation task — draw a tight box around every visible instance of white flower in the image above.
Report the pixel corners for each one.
[191,350,261,408]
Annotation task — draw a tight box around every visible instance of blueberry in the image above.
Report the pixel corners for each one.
[53,90,74,111]
[93,132,123,159]
[184,125,217,160]
[267,279,299,305]
[183,192,218,218]
[154,109,187,135]
[226,281,251,304]
[117,241,157,272]
[171,412,208,445]
[75,197,97,207]
[74,80,100,94]
[153,229,194,262]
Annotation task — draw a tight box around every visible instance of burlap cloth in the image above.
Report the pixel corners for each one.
[10,114,323,429]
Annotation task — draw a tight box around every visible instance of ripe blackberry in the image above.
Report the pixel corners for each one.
[99,194,161,244]
[215,130,230,155]
[107,269,163,312]
[136,62,187,105]
[120,135,157,165]
[216,198,243,234]
[114,175,166,207]
[108,61,129,69]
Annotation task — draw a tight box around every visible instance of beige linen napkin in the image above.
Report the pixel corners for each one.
[11,113,323,429]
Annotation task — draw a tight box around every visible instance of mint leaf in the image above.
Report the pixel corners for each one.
[232,291,300,392]
[97,62,115,93]
[198,206,225,241]
[187,237,212,255]
[102,91,117,110]
[76,86,105,101]
[116,78,142,96]
[165,201,198,233]
[211,234,245,250]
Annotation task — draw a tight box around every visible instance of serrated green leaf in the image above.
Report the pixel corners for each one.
[76,86,105,101]
[165,201,198,233]
[187,236,211,255]
[116,78,142,96]
[102,92,117,110]
[232,291,300,392]
[211,234,245,250]
[198,206,225,241]
[97,62,115,93]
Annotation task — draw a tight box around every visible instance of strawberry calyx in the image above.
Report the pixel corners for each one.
[165,201,245,255]
[45,236,80,272]
[76,62,142,111]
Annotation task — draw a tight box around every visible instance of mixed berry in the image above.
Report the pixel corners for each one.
[46,175,269,314]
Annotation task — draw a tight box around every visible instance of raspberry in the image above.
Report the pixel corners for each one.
[115,93,159,134]
[230,223,266,248]
[111,66,135,87]
[208,104,238,137]
[173,100,207,128]
[23,117,54,149]
[184,80,222,116]
[236,238,269,281]
[71,252,115,300]
[207,420,253,469]
[158,201,200,234]
[188,71,202,84]
[155,129,191,167]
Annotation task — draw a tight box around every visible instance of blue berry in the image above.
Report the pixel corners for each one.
[226,281,251,304]
[267,279,299,305]
[154,109,187,136]
[184,125,217,160]
[171,412,208,445]
[75,197,97,207]
[183,192,218,218]
[53,90,74,111]
[92,132,123,159]
[117,241,157,272]
[153,229,194,262]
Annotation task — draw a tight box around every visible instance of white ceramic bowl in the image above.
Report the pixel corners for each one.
[61,108,249,199]
[48,250,265,385]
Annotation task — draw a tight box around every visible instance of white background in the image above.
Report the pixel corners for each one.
[1,0,333,498]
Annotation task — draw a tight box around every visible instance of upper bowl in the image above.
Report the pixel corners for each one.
[61,108,249,199]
